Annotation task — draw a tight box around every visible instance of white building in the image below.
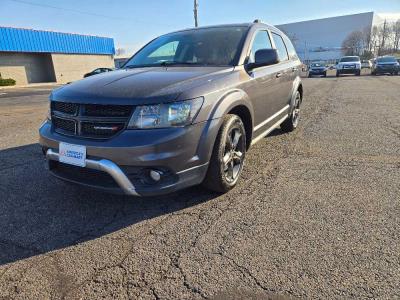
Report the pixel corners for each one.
[277,12,383,62]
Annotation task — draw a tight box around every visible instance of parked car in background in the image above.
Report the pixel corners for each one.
[371,56,399,75]
[336,56,361,77]
[361,60,372,69]
[308,62,327,77]
[83,68,113,78]
[39,21,303,196]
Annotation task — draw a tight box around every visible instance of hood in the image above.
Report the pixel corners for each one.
[52,66,233,105]
[376,61,398,66]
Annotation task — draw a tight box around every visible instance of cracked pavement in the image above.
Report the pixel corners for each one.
[0,75,399,299]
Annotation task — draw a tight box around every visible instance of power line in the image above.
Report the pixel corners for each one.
[8,0,123,20]
[6,0,187,27]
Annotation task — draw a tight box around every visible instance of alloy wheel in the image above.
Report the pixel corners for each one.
[223,126,245,183]
[292,93,301,127]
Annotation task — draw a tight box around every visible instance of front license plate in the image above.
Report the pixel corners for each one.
[59,142,86,167]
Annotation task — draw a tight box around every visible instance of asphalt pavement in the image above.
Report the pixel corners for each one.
[0,74,399,299]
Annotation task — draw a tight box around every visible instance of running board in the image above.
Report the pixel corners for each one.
[251,115,288,146]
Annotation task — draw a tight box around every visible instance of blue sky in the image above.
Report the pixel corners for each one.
[1,0,400,55]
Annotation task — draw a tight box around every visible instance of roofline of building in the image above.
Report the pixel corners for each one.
[277,11,374,27]
[0,25,113,39]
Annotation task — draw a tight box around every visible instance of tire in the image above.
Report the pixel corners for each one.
[202,114,246,193]
[308,73,312,78]
[356,70,361,76]
[336,71,340,77]
[323,72,327,77]
[281,90,301,133]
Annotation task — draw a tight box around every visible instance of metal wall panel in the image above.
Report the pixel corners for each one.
[0,27,115,55]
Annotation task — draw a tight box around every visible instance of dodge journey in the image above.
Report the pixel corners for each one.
[39,20,303,196]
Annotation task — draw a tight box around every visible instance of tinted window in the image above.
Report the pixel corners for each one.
[284,38,298,60]
[272,33,289,62]
[311,63,325,67]
[148,41,179,60]
[124,26,248,67]
[248,31,272,63]
[340,56,360,62]
[377,56,397,63]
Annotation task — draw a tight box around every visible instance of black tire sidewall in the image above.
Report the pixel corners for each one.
[203,114,246,192]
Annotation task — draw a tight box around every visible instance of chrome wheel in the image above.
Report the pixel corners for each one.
[292,92,301,128]
[223,127,245,183]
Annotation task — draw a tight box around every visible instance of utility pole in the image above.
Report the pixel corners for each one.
[194,0,198,27]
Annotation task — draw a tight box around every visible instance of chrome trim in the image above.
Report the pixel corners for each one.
[253,105,289,131]
[46,149,140,196]
[176,162,209,174]
[251,115,288,146]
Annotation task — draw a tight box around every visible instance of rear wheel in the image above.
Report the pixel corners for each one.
[281,91,301,133]
[203,114,246,193]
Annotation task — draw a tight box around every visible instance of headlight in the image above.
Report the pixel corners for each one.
[127,97,203,129]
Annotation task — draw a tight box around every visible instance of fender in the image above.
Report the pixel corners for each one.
[209,89,254,125]
[195,89,254,164]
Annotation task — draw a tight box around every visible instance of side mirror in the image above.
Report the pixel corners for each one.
[247,49,280,70]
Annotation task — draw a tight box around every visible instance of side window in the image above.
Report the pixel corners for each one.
[284,38,298,60]
[248,31,272,63]
[272,33,289,62]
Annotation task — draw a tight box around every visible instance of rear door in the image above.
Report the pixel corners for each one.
[270,32,295,111]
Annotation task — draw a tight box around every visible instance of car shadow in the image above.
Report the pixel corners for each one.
[267,127,287,137]
[0,143,218,266]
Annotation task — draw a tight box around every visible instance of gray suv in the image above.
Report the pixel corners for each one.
[39,21,303,196]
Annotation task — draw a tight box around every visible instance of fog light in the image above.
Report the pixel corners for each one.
[150,170,162,182]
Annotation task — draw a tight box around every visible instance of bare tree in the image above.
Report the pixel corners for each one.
[342,30,364,56]
[378,20,390,55]
[362,26,372,52]
[392,20,400,51]
[115,48,126,56]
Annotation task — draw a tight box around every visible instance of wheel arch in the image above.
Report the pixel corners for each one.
[209,89,254,150]
[290,77,303,111]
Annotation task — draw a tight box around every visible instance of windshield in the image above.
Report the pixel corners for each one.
[377,56,397,63]
[340,56,360,62]
[124,26,248,68]
[311,63,325,67]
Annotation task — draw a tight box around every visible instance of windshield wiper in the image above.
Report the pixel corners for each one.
[125,61,211,69]
[160,61,208,66]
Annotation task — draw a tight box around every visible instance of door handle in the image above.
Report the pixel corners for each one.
[276,72,282,78]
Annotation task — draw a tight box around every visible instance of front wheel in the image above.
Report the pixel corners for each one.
[336,71,340,77]
[281,91,301,133]
[202,114,246,193]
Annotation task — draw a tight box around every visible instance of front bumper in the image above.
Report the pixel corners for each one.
[47,149,139,195]
[39,119,220,196]
[374,66,399,74]
[338,68,360,74]
[309,69,326,75]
